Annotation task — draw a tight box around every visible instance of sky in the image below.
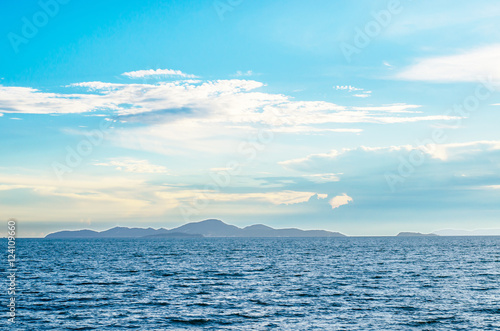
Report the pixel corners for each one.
[1,0,500,237]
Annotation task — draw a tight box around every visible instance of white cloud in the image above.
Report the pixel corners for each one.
[395,44,500,82]
[0,173,326,221]
[426,140,500,161]
[279,150,341,169]
[334,85,362,91]
[94,158,169,173]
[232,70,255,77]
[280,140,500,173]
[335,86,372,98]
[229,125,363,134]
[0,76,459,148]
[0,173,162,221]
[215,190,323,205]
[156,189,324,206]
[353,93,371,98]
[122,69,197,79]
[303,173,340,183]
[0,86,117,114]
[329,193,353,209]
[482,185,500,190]
[351,104,421,113]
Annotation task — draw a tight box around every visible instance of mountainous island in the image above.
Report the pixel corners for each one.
[45,219,347,239]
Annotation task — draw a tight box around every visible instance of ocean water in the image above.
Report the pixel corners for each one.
[4,236,500,330]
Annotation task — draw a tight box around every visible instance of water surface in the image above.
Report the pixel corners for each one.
[5,236,500,330]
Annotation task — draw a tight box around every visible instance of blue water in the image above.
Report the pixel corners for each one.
[3,237,500,330]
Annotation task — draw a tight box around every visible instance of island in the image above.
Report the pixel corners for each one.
[45,219,347,239]
[396,232,439,237]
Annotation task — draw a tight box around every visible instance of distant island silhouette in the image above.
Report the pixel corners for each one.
[396,232,438,237]
[45,219,347,239]
[46,219,500,238]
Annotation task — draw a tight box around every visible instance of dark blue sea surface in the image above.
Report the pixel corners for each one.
[4,236,500,330]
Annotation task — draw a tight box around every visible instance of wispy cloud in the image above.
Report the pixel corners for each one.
[303,173,340,183]
[122,68,198,79]
[385,3,500,37]
[94,158,169,173]
[0,173,160,221]
[425,140,500,161]
[189,190,327,205]
[351,104,421,113]
[0,86,116,114]
[353,92,372,98]
[280,140,500,173]
[334,85,372,98]
[334,85,363,91]
[395,44,500,82]
[232,70,256,77]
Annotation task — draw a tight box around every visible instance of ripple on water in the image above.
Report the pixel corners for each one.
[6,236,500,330]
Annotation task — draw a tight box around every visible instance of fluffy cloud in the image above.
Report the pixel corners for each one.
[329,193,353,209]
[1,76,458,129]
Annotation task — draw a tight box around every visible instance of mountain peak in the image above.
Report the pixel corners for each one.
[171,219,241,236]
[198,219,224,224]
[397,232,438,237]
[244,224,273,230]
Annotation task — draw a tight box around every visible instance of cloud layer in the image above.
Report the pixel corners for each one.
[1,77,458,132]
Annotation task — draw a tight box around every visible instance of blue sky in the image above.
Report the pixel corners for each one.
[1,0,500,237]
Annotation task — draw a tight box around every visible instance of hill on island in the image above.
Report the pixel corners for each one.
[45,219,346,239]
[396,232,438,237]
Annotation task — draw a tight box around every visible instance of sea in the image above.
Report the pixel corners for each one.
[4,236,500,330]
